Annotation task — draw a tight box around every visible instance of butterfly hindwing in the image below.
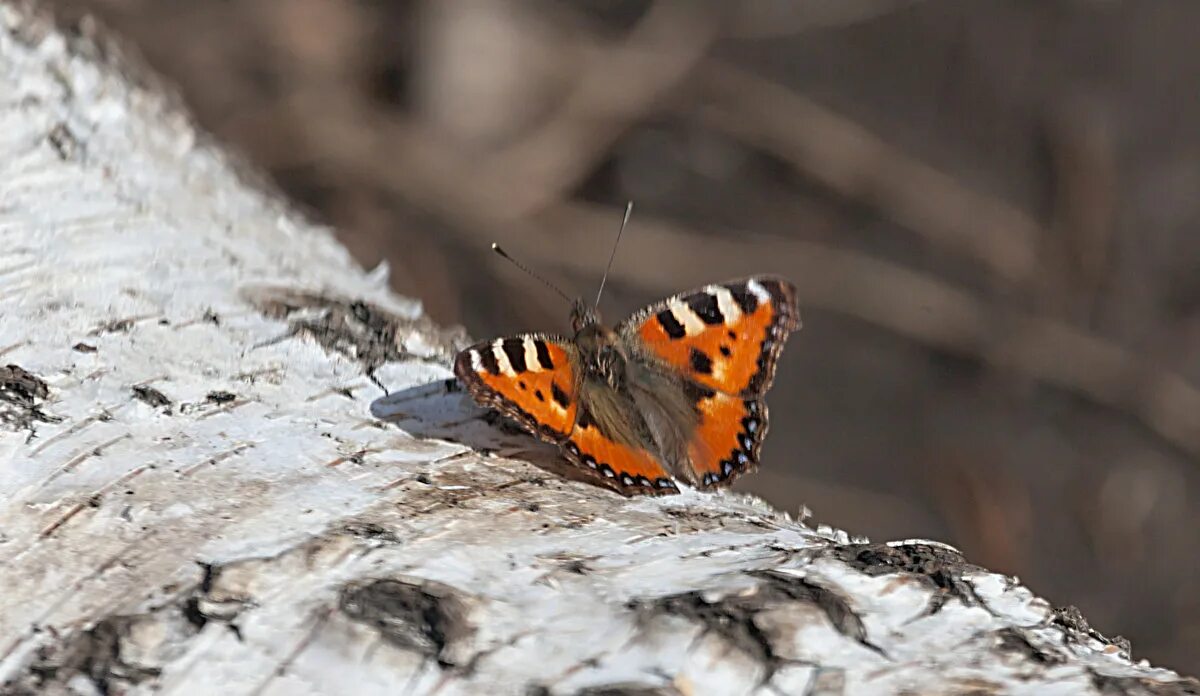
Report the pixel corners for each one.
[454,335,579,443]
[620,276,800,399]
[686,389,769,488]
[562,417,679,496]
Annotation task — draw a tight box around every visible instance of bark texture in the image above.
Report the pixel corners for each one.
[0,5,1196,695]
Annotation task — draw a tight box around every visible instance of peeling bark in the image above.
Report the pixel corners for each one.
[0,4,1197,695]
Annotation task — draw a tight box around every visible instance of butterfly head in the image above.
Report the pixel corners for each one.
[570,298,629,388]
[570,298,602,334]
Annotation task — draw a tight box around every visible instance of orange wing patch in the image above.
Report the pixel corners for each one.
[454,335,578,443]
[627,277,799,398]
[686,391,768,488]
[564,420,678,496]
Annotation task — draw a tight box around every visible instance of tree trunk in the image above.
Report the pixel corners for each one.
[0,5,1194,695]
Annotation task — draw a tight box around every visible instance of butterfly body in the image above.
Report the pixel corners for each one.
[569,306,702,485]
[454,277,800,496]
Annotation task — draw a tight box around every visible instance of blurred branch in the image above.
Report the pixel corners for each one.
[696,62,1042,285]
[407,2,1042,292]
[727,0,929,38]
[477,0,722,219]
[1042,96,1118,312]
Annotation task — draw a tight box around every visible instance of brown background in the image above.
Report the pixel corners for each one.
[49,0,1200,674]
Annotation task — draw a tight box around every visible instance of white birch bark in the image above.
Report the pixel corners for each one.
[0,5,1194,695]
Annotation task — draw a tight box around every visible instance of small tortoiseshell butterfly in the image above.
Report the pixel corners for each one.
[454,208,800,496]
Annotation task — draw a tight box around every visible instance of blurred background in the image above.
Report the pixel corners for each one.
[48,0,1200,674]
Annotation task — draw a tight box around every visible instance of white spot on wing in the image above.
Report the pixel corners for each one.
[747,279,771,303]
[470,350,482,372]
[710,286,742,324]
[668,298,706,336]
[522,336,541,373]
[492,338,515,376]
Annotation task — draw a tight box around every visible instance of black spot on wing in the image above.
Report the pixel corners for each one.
[479,348,500,375]
[683,379,716,405]
[686,292,724,325]
[551,381,571,408]
[727,282,759,314]
[719,345,732,357]
[534,340,555,370]
[655,309,686,339]
[534,389,545,402]
[502,339,527,374]
[689,347,713,375]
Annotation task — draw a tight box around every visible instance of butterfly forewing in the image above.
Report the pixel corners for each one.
[620,276,800,399]
[454,335,579,442]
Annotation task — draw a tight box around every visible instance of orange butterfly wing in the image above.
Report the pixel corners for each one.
[623,277,800,398]
[454,335,677,496]
[686,390,770,488]
[619,277,800,488]
[563,420,679,496]
[454,335,579,442]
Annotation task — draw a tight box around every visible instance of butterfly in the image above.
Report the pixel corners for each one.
[454,276,800,496]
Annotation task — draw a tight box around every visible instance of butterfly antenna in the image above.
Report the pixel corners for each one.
[491,243,573,305]
[595,201,633,308]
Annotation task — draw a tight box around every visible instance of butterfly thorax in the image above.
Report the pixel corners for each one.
[573,322,626,390]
